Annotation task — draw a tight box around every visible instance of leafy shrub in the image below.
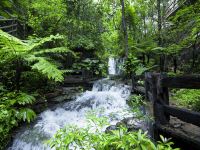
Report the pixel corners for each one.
[123,54,141,76]
[72,58,107,77]
[48,113,179,150]
[128,95,147,120]
[123,54,155,77]
[172,89,200,111]
[0,90,36,149]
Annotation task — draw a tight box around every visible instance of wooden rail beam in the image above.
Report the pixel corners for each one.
[0,24,17,29]
[0,18,16,21]
[160,76,200,89]
[164,105,200,127]
[7,29,17,34]
[155,124,200,149]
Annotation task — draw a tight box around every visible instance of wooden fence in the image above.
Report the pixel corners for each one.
[0,18,18,36]
[145,72,200,149]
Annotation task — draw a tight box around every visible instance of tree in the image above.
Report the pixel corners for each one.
[120,0,129,58]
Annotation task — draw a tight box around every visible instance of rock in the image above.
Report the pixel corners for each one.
[62,87,82,94]
[133,86,145,95]
[46,87,83,103]
[172,123,183,128]
[106,117,147,133]
[45,89,63,99]
[105,125,118,133]
[49,95,72,103]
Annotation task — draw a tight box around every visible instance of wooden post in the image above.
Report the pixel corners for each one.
[145,72,150,100]
[132,74,136,92]
[150,73,169,125]
[157,73,170,124]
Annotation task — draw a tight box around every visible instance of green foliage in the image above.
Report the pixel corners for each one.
[0,0,14,17]
[0,91,36,149]
[157,135,177,150]
[128,95,148,120]
[73,58,107,76]
[123,54,141,76]
[168,1,200,49]
[30,57,64,82]
[27,0,67,36]
[0,30,73,149]
[48,113,179,150]
[172,89,200,111]
[0,30,73,82]
[123,54,154,76]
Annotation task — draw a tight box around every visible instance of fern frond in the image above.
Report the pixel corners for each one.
[31,57,64,82]
[16,92,36,105]
[0,30,28,61]
[33,47,75,56]
[17,108,36,123]
[0,30,28,52]
[28,34,64,50]
[151,47,166,52]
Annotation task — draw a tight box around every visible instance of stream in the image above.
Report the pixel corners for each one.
[8,58,144,150]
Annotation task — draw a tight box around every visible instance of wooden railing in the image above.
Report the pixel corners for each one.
[145,72,200,148]
[0,18,18,36]
[165,0,186,18]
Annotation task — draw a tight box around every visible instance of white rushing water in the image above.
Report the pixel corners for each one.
[108,57,125,75]
[108,57,116,75]
[8,79,134,150]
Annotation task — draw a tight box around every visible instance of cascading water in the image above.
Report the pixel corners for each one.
[108,57,116,75]
[108,57,125,75]
[8,79,139,150]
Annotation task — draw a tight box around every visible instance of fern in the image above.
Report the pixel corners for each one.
[16,92,36,105]
[0,92,36,106]
[28,34,64,50]
[31,57,64,82]
[0,30,74,82]
[33,47,75,55]
[17,108,36,123]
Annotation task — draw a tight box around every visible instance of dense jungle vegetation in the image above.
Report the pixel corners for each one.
[0,0,200,149]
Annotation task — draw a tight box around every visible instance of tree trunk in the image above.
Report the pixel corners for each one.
[120,0,128,58]
[157,0,162,46]
[173,56,177,73]
[15,60,22,92]
[157,0,164,72]
[191,35,197,69]
[142,53,145,65]
[160,55,164,72]
[147,54,150,64]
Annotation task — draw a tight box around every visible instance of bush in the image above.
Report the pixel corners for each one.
[0,90,36,150]
[172,89,200,111]
[128,95,147,120]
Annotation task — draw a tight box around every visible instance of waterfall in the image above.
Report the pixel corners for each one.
[108,57,125,76]
[108,57,116,75]
[8,79,136,150]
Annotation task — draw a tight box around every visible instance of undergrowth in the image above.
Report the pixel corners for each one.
[172,89,200,112]
[48,111,179,150]
[0,87,36,149]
